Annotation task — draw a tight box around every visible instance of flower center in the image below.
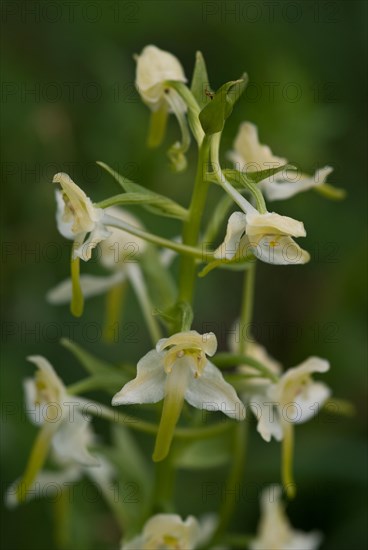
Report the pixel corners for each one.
[163,346,206,377]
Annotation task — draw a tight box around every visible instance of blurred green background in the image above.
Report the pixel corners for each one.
[1,0,367,548]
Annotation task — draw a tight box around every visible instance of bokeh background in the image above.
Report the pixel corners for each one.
[1,0,367,548]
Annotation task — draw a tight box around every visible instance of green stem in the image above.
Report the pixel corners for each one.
[103,213,213,261]
[239,263,256,355]
[211,265,256,543]
[281,421,296,499]
[213,353,278,383]
[178,135,212,305]
[212,421,248,542]
[78,398,233,440]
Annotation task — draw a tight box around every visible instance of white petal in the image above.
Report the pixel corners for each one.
[293,382,331,424]
[246,211,306,238]
[85,454,116,489]
[214,211,247,260]
[229,122,287,172]
[112,350,166,405]
[156,330,217,357]
[283,531,323,550]
[136,45,187,109]
[144,514,200,549]
[46,272,126,304]
[185,361,245,420]
[52,412,98,466]
[5,466,82,508]
[121,534,145,550]
[250,235,310,265]
[261,166,334,201]
[73,223,112,262]
[99,206,146,269]
[249,394,283,442]
[55,190,75,240]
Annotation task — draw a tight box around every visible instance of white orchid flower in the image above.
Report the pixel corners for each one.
[112,331,245,461]
[251,357,331,443]
[136,45,187,112]
[135,45,190,170]
[47,206,145,304]
[11,356,97,504]
[250,485,322,550]
[259,166,334,202]
[228,122,287,173]
[229,123,340,201]
[122,514,200,550]
[54,172,111,262]
[215,209,310,265]
[228,324,282,387]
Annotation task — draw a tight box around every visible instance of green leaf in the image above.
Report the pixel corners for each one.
[202,194,234,245]
[223,169,267,213]
[199,75,248,135]
[140,245,177,311]
[198,256,254,278]
[190,51,212,109]
[227,164,295,185]
[174,433,232,469]
[97,161,189,220]
[61,338,128,380]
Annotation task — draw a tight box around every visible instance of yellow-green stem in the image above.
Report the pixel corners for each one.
[178,135,211,306]
[282,421,296,499]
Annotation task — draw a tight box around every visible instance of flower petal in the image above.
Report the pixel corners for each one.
[136,45,187,109]
[156,330,217,357]
[250,235,310,265]
[112,350,166,405]
[246,211,306,238]
[249,394,283,442]
[214,211,247,260]
[229,122,287,172]
[46,272,126,304]
[261,166,334,202]
[52,412,98,466]
[185,361,245,420]
[5,465,82,508]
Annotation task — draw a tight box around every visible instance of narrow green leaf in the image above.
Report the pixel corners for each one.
[242,164,296,184]
[60,338,126,379]
[191,51,212,109]
[199,76,247,135]
[97,161,189,220]
[174,434,232,469]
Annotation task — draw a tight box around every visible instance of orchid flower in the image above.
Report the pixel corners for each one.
[112,330,245,461]
[48,204,161,342]
[54,172,111,262]
[11,356,97,504]
[121,513,222,550]
[250,356,331,442]
[6,423,115,509]
[122,514,201,550]
[250,485,322,550]
[229,122,340,201]
[214,209,310,265]
[135,45,190,170]
[228,325,282,387]
[48,205,145,303]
